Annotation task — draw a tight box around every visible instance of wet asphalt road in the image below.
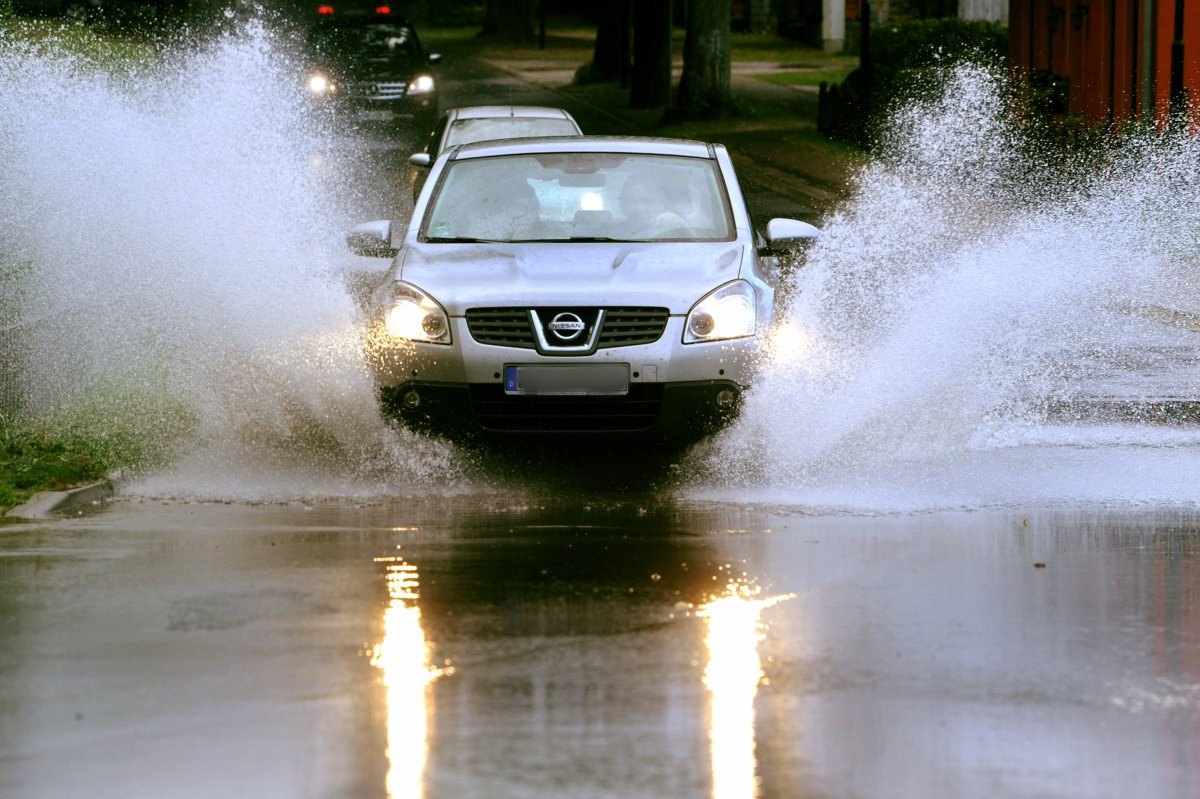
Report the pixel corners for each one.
[3,498,1200,798]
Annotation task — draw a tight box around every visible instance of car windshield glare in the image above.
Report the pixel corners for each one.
[310,23,419,69]
[445,118,580,149]
[421,153,735,243]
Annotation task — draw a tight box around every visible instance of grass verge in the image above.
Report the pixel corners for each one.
[0,415,107,510]
[754,66,856,87]
[0,15,159,72]
[1,387,196,512]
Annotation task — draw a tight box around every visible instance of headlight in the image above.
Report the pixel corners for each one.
[407,74,435,95]
[307,73,336,96]
[383,283,451,344]
[684,280,757,343]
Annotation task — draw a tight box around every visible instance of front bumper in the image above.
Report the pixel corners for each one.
[315,91,438,130]
[368,315,759,447]
[380,379,743,446]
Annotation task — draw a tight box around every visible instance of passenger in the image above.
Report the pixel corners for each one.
[616,174,690,239]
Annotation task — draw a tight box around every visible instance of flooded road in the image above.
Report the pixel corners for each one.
[3,498,1200,798]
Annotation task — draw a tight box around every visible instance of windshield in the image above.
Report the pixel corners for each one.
[444,118,580,149]
[307,22,420,75]
[421,152,734,243]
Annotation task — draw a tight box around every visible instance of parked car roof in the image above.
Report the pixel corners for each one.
[447,135,718,161]
[449,105,579,121]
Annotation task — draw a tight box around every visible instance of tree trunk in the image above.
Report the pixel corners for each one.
[675,0,738,118]
[481,0,536,45]
[629,0,672,108]
[584,0,630,83]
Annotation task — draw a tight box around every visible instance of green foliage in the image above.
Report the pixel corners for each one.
[0,414,105,509]
[0,384,197,509]
[819,18,1008,148]
[870,17,1008,80]
[0,16,159,75]
[39,382,197,474]
[867,18,1008,124]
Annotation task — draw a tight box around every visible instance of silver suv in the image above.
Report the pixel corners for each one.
[348,136,817,447]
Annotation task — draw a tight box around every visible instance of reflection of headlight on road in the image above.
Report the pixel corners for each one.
[407,74,435,95]
[307,73,336,96]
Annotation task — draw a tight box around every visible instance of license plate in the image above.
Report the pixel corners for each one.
[504,364,629,396]
[354,110,395,122]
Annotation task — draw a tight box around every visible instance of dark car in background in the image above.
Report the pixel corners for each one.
[303,5,441,133]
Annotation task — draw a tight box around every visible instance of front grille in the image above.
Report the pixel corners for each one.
[468,384,664,433]
[345,81,408,100]
[466,309,536,349]
[597,308,669,347]
[466,307,668,350]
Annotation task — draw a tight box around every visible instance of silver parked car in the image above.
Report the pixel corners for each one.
[349,136,817,447]
[408,105,582,199]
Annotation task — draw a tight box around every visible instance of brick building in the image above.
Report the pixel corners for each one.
[1008,0,1200,124]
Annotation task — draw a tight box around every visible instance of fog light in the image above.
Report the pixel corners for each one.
[716,389,737,408]
[402,389,421,409]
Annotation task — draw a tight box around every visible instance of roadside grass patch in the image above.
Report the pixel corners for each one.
[0,415,106,509]
[0,16,158,74]
[39,383,198,475]
[0,386,196,510]
[755,66,856,87]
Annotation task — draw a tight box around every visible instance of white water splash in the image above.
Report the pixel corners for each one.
[0,19,471,498]
[686,65,1200,511]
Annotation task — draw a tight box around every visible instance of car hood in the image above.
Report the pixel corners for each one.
[312,56,418,83]
[395,241,746,315]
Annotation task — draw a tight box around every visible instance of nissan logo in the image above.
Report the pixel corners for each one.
[548,312,586,341]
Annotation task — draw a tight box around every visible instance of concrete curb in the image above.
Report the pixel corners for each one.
[4,480,114,520]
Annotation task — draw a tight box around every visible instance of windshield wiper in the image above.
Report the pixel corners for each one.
[425,236,634,244]
[511,236,628,243]
[424,236,507,243]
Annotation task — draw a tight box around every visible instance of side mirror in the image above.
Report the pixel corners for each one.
[347,220,398,259]
[759,218,819,259]
[409,152,432,168]
[765,218,820,245]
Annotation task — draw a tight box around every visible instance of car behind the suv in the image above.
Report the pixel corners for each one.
[302,6,441,133]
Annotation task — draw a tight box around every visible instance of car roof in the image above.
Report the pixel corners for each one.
[448,135,718,160]
[448,105,577,121]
